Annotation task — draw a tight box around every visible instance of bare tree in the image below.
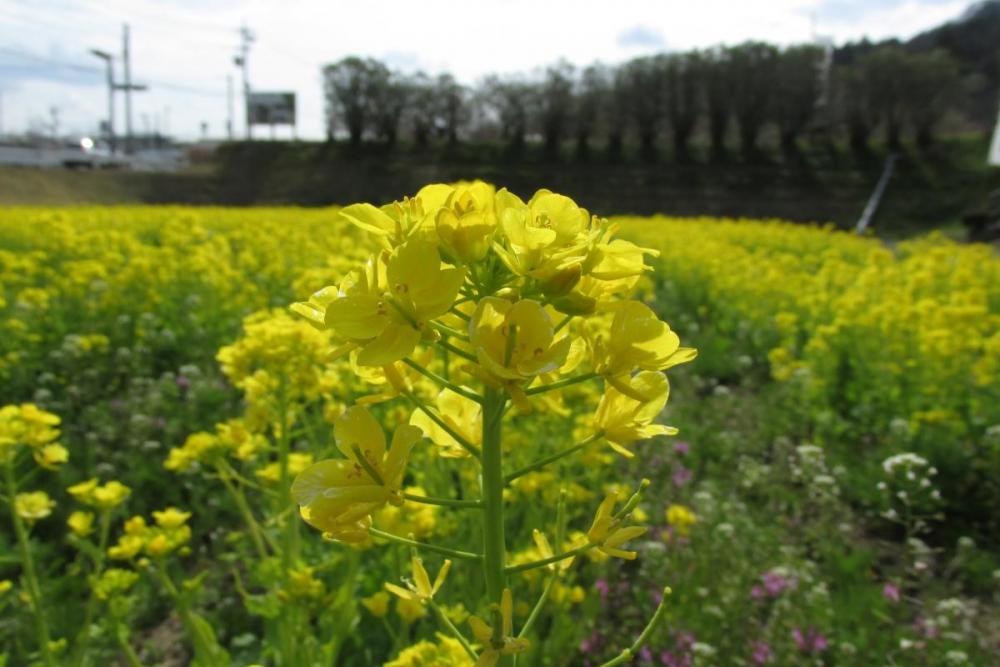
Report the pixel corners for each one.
[537,61,575,158]
[621,56,666,160]
[322,56,384,146]
[729,41,779,155]
[703,47,733,158]
[664,52,702,160]
[573,63,609,159]
[771,45,824,152]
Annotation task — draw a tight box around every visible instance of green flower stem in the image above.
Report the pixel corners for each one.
[401,492,483,509]
[115,630,143,667]
[402,358,482,403]
[554,314,573,333]
[504,433,603,484]
[516,574,556,641]
[4,461,56,667]
[480,386,510,664]
[430,320,470,341]
[524,372,599,396]
[368,527,482,561]
[215,462,271,559]
[436,338,478,363]
[598,587,672,667]
[449,306,472,321]
[402,390,482,460]
[428,598,479,662]
[505,543,595,575]
[71,509,113,666]
[152,560,218,662]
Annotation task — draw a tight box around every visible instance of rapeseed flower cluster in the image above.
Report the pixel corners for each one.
[290,183,694,666]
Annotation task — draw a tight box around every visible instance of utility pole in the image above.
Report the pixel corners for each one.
[226,74,234,140]
[89,49,115,152]
[234,24,255,140]
[118,23,148,154]
[49,106,60,140]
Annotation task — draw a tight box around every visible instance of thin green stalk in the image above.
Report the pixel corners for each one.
[430,320,470,341]
[401,358,482,404]
[524,372,598,396]
[115,631,143,667]
[429,598,479,662]
[5,462,56,667]
[505,543,595,575]
[504,433,602,484]
[216,462,270,559]
[402,390,482,460]
[598,588,672,667]
[437,338,478,363]
[402,492,482,509]
[480,387,509,662]
[517,575,556,640]
[71,509,113,666]
[554,314,573,333]
[368,527,482,561]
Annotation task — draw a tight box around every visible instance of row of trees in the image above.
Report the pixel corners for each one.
[321,41,971,158]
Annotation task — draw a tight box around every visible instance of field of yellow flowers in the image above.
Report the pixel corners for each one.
[1,192,998,666]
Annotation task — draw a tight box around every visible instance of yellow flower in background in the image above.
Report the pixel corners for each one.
[0,580,12,595]
[384,634,474,667]
[33,443,69,470]
[385,555,452,603]
[67,511,95,537]
[395,596,427,624]
[15,491,55,523]
[0,403,61,461]
[376,486,438,539]
[93,568,139,601]
[292,406,420,541]
[255,452,314,484]
[285,566,325,600]
[586,490,647,560]
[410,388,482,458]
[666,504,697,536]
[152,507,191,529]
[67,478,99,502]
[361,590,390,618]
[468,588,530,667]
[68,478,131,510]
[91,481,131,510]
[594,371,678,458]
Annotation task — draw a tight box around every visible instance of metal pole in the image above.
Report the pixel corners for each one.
[226,74,234,140]
[106,59,115,153]
[123,23,133,154]
[855,153,898,235]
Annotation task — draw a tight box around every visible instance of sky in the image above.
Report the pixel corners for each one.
[0,0,977,141]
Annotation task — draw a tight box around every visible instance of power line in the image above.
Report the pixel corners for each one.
[0,46,226,98]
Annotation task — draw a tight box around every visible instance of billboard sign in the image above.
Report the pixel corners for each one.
[249,92,296,125]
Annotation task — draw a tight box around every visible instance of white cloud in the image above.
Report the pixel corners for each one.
[0,0,975,140]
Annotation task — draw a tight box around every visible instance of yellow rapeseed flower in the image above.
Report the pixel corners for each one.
[67,511,95,537]
[292,406,420,542]
[15,491,55,523]
[361,590,391,618]
[594,371,678,458]
[666,504,697,536]
[586,490,647,560]
[468,589,530,667]
[385,555,452,603]
[410,388,482,458]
